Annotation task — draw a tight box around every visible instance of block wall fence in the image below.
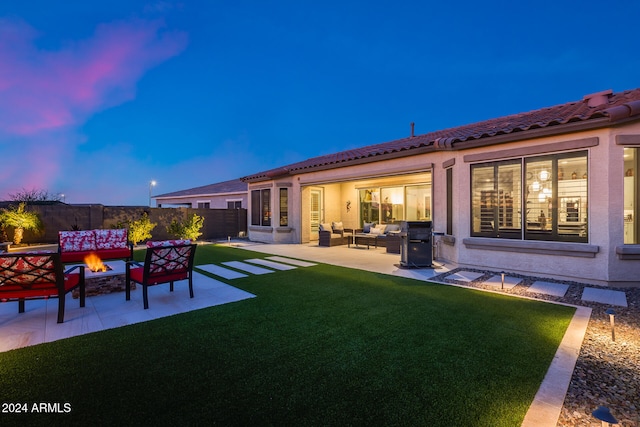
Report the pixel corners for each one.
[0,202,247,244]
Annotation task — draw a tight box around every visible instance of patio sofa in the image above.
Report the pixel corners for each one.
[58,229,133,263]
[318,222,353,247]
[352,223,402,248]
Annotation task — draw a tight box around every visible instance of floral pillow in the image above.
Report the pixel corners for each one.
[59,230,97,252]
[146,240,192,248]
[94,229,128,249]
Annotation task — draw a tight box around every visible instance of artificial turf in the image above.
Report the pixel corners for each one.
[0,244,575,426]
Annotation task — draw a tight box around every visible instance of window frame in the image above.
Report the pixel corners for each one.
[470,150,588,243]
[250,189,271,226]
[279,188,288,227]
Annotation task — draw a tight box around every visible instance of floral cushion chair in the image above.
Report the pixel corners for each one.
[125,240,197,309]
[0,252,85,323]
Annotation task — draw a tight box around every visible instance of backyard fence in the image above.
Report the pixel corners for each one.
[0,202,247,244]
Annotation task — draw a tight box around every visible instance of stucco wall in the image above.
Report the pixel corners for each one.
[245,122,640,286]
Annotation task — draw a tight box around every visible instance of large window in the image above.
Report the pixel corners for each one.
[250,189,271,226]
[359,182,431,226]
[471,151,587,242]
[624,148,638,244]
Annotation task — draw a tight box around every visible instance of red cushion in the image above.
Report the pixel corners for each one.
[0,273,80,300]
[60,248,131,263]
[129,267,188,286]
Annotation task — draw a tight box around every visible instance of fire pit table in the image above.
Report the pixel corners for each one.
[69,260,135,298]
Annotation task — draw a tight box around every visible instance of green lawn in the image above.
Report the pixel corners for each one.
[0,245,575,426]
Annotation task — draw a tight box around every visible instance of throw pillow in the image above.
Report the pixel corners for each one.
[369,227,383,235]
[363,222,375,233]
[319,223,332,232]
[331,221,344,232]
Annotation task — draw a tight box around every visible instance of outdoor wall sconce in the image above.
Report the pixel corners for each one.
[592,406,618,426]
[605,308,616,342]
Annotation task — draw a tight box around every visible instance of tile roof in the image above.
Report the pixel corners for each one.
[242,87,640,182]
[154,178,247,199]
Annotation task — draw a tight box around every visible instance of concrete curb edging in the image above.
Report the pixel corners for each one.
[521,306,592,426]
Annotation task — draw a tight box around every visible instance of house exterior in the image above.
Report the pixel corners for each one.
[241,88,640,288]
[154,179,247,209]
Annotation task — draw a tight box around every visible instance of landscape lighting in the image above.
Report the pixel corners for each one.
[591,406,618,426]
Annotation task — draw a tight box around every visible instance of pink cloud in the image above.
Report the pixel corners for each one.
[0,17,188,135]
[0,16,187,201]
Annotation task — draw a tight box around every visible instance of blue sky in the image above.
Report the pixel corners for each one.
[1,1,638,205]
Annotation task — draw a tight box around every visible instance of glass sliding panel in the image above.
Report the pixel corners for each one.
[405,184,431,221]
[381,186,405,223]
[359,188,379,225]
[525,159,553,238]
[471,165,496,236]
[557,154,588,239]
[497,163,521,235]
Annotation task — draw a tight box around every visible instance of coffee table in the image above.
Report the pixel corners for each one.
[350,233,378,249]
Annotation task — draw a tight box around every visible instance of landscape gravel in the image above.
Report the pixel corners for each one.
[431,268,640,427]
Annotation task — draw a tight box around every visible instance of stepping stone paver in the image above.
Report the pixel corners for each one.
[527,281,569,297]
[446,270,484,282]
[196,264,248,280]
[581,287,628,307]
[266,256,317,267]
[246,258,297,271]
[484,275,522,290]
[222,261,274,275]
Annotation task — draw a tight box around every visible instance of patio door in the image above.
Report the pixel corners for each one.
[310,189,323,241]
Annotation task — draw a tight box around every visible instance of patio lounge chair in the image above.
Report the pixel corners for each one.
[0,252,85,323]
[125,240,197,309]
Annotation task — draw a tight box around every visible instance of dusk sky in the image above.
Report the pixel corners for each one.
[1,1,638,206]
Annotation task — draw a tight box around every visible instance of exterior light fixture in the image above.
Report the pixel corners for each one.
[501,271,505,290]
[605,308,616,342]
[149,180,157,207]
[592,406,618,426]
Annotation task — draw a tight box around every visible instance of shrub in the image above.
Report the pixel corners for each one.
[166,214,204,241]
[128,213,157,245]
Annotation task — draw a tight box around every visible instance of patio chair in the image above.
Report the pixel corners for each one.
[125,241,197,309]
[0,252,85,323]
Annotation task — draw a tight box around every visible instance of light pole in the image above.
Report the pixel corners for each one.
[60,193,65,203]
[149,180,156,207]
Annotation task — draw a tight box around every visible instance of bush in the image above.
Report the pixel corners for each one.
[128,213,157,245]
[166,214,204,241]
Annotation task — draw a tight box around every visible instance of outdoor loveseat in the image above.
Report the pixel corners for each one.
[318,222,354,247]
[58,229,133,264]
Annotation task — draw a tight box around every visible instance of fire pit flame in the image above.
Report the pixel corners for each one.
[84,253,111,273]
